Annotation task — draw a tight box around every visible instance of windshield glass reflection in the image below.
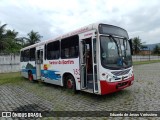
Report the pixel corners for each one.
[100,36,132,70]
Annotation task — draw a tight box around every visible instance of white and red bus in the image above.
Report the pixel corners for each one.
[20,23,134,95]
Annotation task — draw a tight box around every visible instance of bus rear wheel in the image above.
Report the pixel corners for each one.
[65,75,76,93]
[28,71,33,81]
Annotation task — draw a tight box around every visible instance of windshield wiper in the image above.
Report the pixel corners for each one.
[109,35,120,56]
[122,38,127,58]
[109,36,129,66]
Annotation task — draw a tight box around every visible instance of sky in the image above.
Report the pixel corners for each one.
[0,0,160,44]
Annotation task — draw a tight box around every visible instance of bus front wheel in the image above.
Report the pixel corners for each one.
[65,75,76,93]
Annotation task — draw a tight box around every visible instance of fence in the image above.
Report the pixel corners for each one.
[0,54,160,73]
[0,54,20,73]
[132,55,160,61]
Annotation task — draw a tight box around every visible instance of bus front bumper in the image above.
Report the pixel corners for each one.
[100,75,134,95]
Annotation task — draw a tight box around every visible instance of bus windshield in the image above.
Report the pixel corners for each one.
[100,36,132,70]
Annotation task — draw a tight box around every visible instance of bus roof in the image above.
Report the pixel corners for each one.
[20,23,126,51]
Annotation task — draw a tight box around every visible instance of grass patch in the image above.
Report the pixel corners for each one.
[0,72,23,85]
[133,60,160,65]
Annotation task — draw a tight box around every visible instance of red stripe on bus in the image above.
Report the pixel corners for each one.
[100,75,134,95]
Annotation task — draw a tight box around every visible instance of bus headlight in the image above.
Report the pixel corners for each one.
[106,74,113,82]
[102,73,114,82]
[129,73,132,77]
[129,71,133,77]
[106,75,109,79]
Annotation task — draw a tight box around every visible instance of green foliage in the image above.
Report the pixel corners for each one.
[133,60,160,65]
[0,22,42,53]
[24,30,42,46]
[0,23,8,52]
[131,36,142,54]
[153,45,160,54]
[0,72,23,85]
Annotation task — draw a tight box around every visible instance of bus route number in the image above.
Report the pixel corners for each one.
[73,69,80,75]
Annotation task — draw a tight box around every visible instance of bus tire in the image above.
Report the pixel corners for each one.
[28,71,33,81]
[65,75,76,93]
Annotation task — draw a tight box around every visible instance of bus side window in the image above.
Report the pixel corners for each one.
[20,51,24,62]
[37,50,40,59]
[61,35,79,59]
[30,48,35,61]
[47,41,60,60]
[23,49,30,62]
[35,50,39,64]
[40,50,43,63]
[64,48,69,58]
[44,44,47,60]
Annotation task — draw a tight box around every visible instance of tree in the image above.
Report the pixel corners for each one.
[16,37,26,47]
[0,23,8,52]
[5,30,22,53]
[132,36,142,54]
[0,22,22,53]
[24,30,42,46]
[153,45,160,54]
[0,22,43,53]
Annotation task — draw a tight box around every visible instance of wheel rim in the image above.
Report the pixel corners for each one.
[67,79,73,89]
[29,74,33,81]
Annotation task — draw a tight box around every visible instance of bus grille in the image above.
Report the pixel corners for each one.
[111,69,130,76]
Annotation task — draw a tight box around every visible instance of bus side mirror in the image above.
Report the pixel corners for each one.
[129,39,133,55]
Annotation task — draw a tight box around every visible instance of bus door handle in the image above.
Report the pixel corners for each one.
[81,64,86,67]
[81,64,86,70]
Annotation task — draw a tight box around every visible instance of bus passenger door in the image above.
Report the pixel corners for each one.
[79,30,98,93]
[80,40,87,89]
[36,49,43,79]
[92,37,98,93]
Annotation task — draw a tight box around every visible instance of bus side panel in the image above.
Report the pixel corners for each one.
[41,58,80,90]
[20,61,36,80]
